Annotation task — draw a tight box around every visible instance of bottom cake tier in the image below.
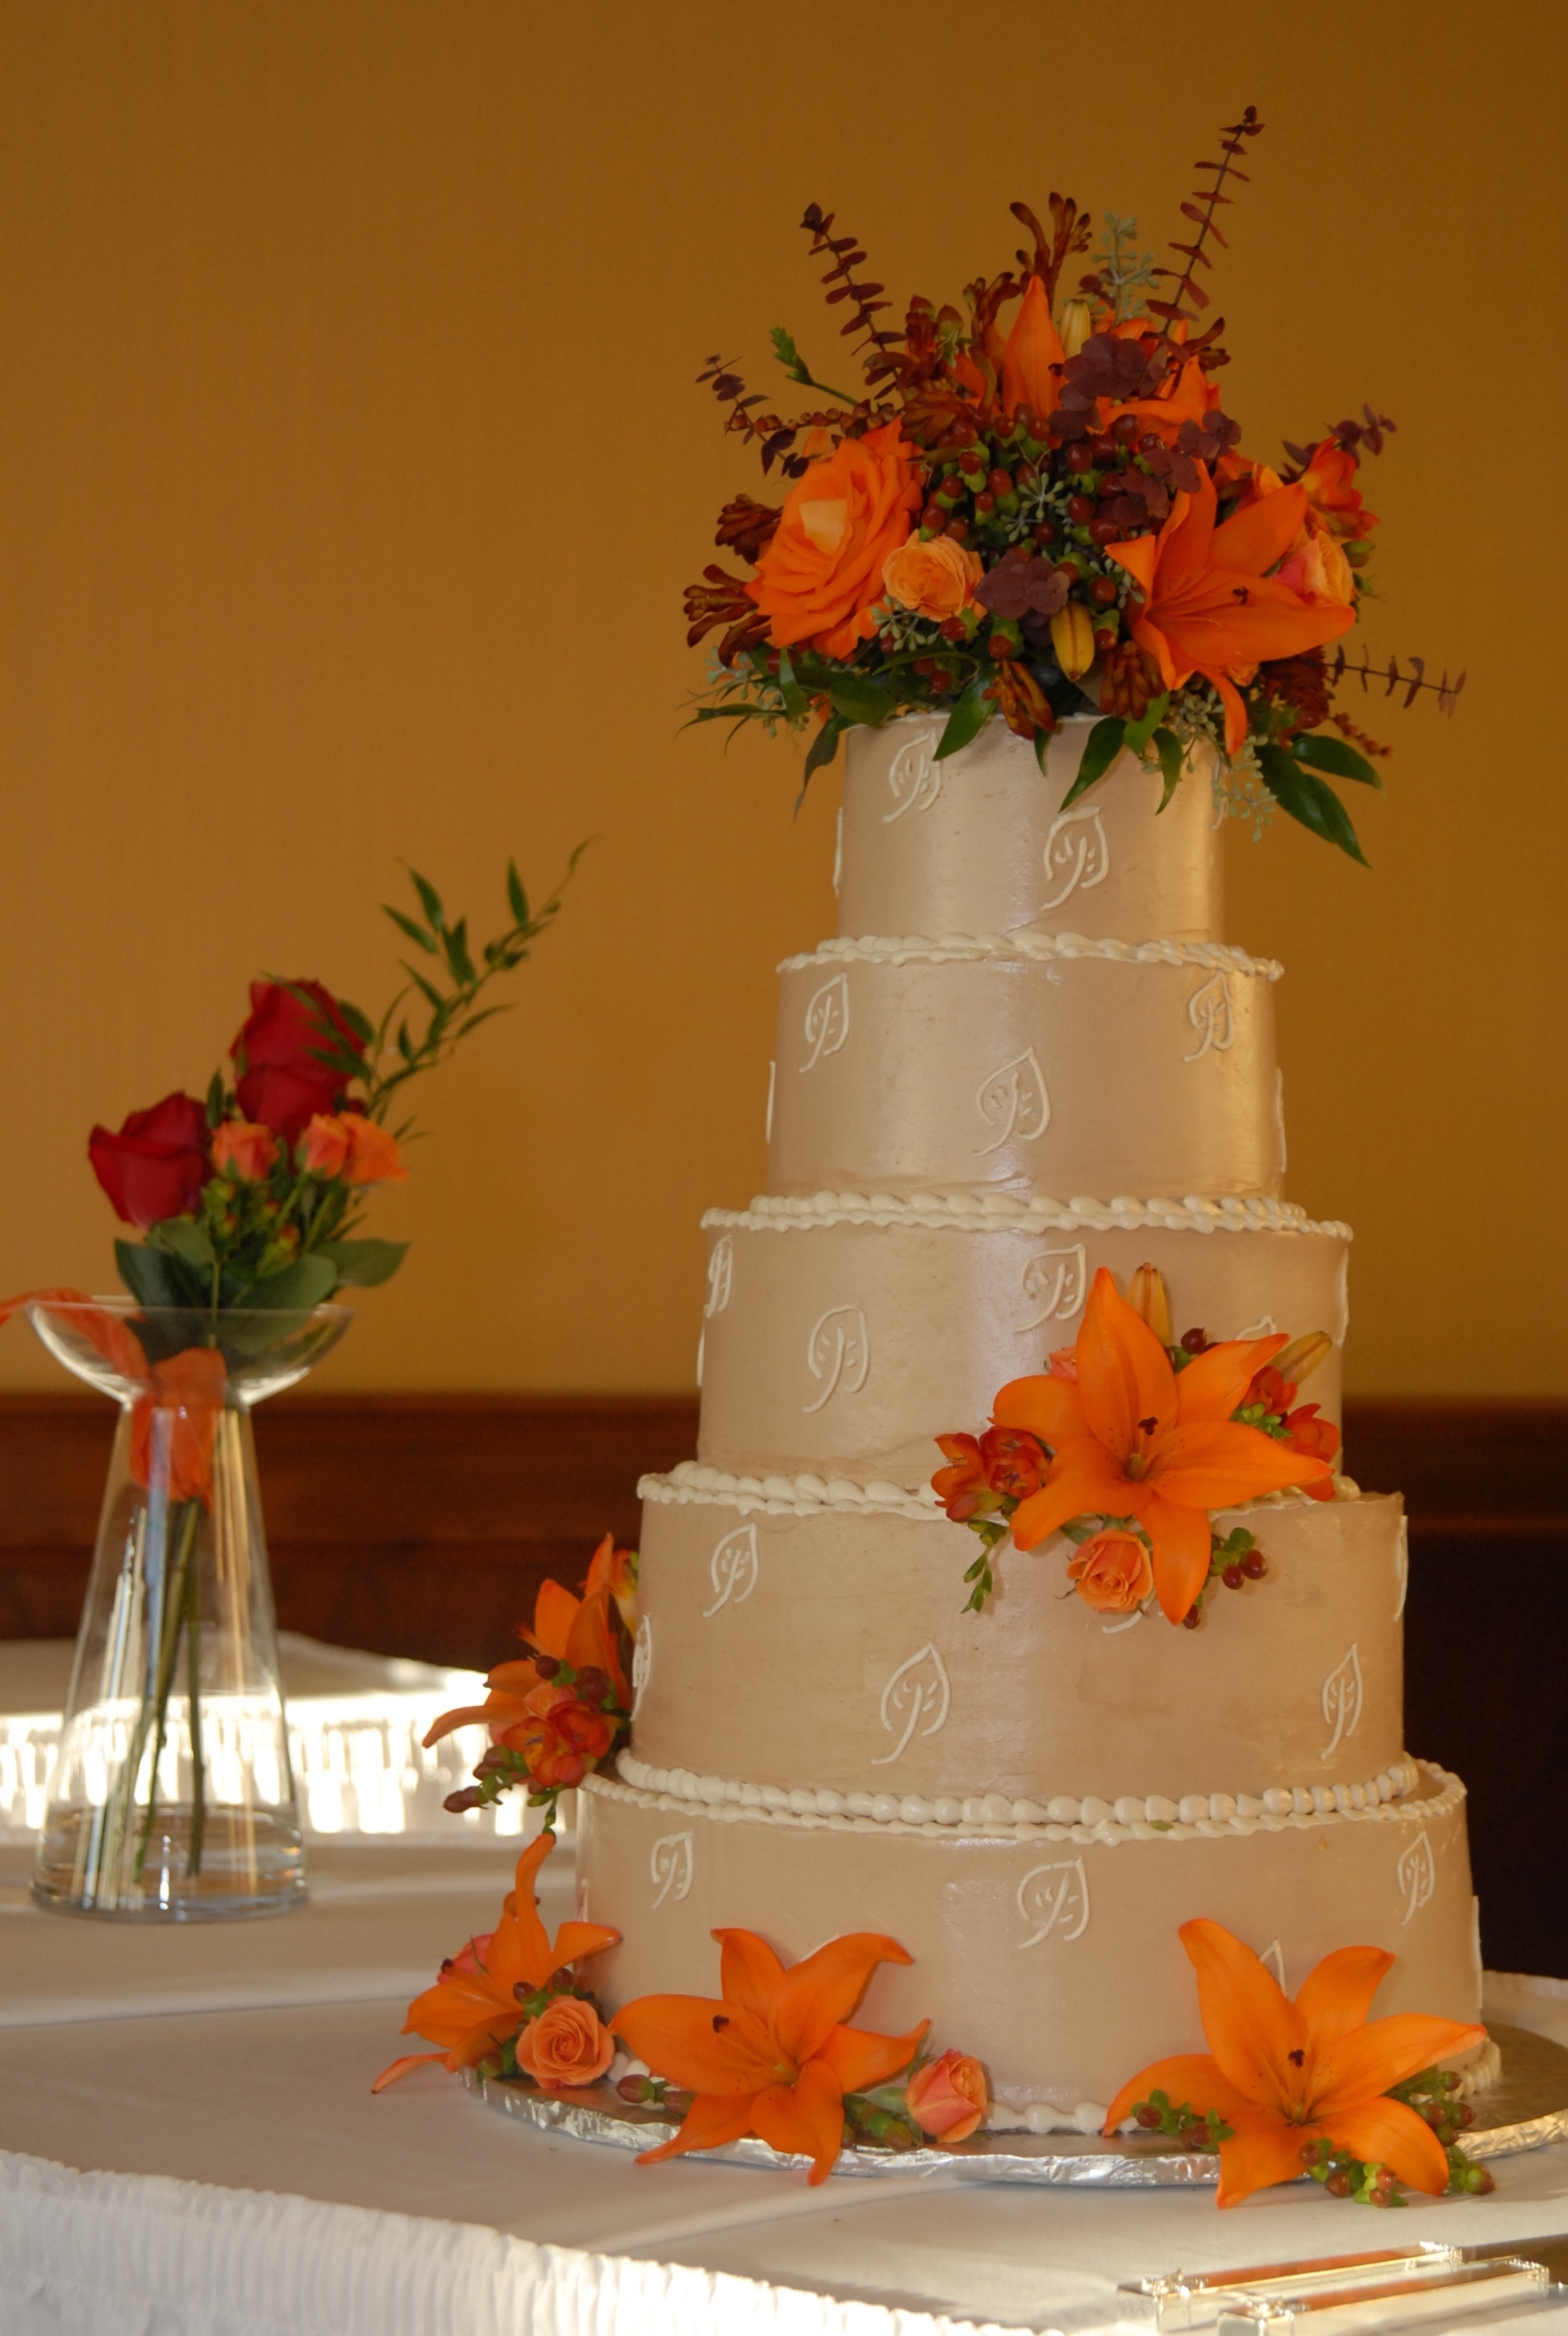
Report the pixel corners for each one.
[577,1759,1481,2117]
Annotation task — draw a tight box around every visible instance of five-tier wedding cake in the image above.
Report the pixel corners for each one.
[577,714,1481,2124]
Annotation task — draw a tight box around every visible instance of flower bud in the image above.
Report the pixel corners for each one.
[1272,1329,1333,1384]
[1049,603,1095,681]
[1127,1263,1173,1346]
[1058,298,1095,359]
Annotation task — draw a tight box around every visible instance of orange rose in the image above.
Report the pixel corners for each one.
[906,2049,987,2142]
[1277,515,1354,610]
[746,420,920,659]
[211,1118,278,1183]
[299,1113,352,1177]
[1066,1528,1154,1616]
[882,536,982,622]
[517,1996,615,2091]
[343,1116,406,1187]
[129,1346,228,1507]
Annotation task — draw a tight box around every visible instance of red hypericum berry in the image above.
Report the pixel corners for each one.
[1112,412,1141,444]
[987,469,1011,498]
[1182,1605,1202,1629]
[988,633,1016,659]
[1180,1328,1208,1354]
[1090,433,1118,465]
[1179,2125,1209,2150]
[1065,439,1097,472]
[1089,517,1121,545]
[1090,576,1119,607]
[1140,432,1166,455]
[1032,519,1058,545]
[945,518,970,544]
[532,1653,560,1679]
[1136,2104,1162,2128]
[1476,2167,1495,2192]
[1326,2170,1352,2196]
[1299,2142,1320,2165]
[1457,2101,1475,2126]
[940,615,968,640]
[921,504,947,533]
[1067,493,1095,523]
[1096,470,1124,498]
[576,1666,608,1707]
[1223,1563,1245,1590]
[1241,1550,1267,1579]
[974,491,995,515]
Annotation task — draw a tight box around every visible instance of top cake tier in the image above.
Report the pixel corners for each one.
[836,713,1222,945]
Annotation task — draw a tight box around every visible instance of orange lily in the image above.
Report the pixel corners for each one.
[611,1929,928,2184]
[372,1828,619,2090]
[1107,466,1355,753]
[995,1268,1333,1623]
[1103,1920,1486,2207]
[422,1533,630,1748]
[0,1285,148,1383]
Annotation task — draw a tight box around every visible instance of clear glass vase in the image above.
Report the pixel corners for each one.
[26,1297,351,1920]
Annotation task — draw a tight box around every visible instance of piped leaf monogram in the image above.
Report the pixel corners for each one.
[871,1641,951,1766]
[1015,1858,1091,1949]
[882,724,942,822]
[1039,805,1111,911]
[1397,1830,1436,1925]
[631,1615,653,1702]
[702,1522,759,1618]
[1015,1242,1086,1334]
[704,1236,734,1320]
[803,1304,870,1414]
[650,1829,694,1909]
[1182,970,1236,1062]
[801,974,850,1071]
[1320,1642,1364,1761]
[974,1046,1050,1157]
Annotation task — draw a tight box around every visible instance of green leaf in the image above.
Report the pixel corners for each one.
[204,1071,226,1128]
[115,1239,200,1310]
[776,645,810,723]
[1058,716,1124,810]
[1257,744,1370,866]
[150,1217,217,1270]
[934,681,990,762]
[244,1254,340,1312]
[802,713,848,786]
[313,1237,408,1288]
[409,869,445,932]
[1152,727,1185,811]
[506,860,529,928]
[1293,732,1384,790]
[1123,690,1170,757]
[385,906,440,955]
[825,670,895,728]
[441,918,477,987]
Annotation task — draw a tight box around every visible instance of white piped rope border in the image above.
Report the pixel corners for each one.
[704,1191,1353,1241]
[639,1458,1363,1523]
[588,1758,1459,1848]
[782,931,1282,979]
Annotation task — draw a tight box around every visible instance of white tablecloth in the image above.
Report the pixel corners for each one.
[3,1641,1568,2334]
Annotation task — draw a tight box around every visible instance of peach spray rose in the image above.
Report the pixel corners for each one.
[906,2050,988,2142]
[1066,1528,1155,1616]
[517,1996,615,2090]
[211,1119,278,1183]
[882,536,982,623]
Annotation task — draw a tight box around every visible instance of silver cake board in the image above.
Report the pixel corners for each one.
[461,2021,1568,2188]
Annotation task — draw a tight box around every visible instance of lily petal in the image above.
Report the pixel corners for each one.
[370,2050,448,2093]
[1216,2103,1332,2207]
[999,277,1065,419]
[1322,2094,1453,2196]
[636,2088,760,2167]
[1313,2013,1489,2121]
[1293,1944,1395,2051]
[609,1994,779,2095]
[1147,1418,1332,1508]
[1103,2051,1249,2135]
[715,1927,788,2018]
[544,1920,623,1981]
[772,1933,912,2066]
[1179,1919,1310,2111]
[1211,480,1308,576]
[506,1830,558,1982]
[1173,1335,1289,1425]
[1076,1268,1178,1460]
[992,1371,1086,1450]
[528,1578,580,1661]
[1010,1441,1133,1550]
[751,2059,848,2184]
[816,2019,930,2096]
[1140,1490,1214,1624]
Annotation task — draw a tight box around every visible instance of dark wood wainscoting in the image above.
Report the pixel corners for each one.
[2,1391,1564,1971]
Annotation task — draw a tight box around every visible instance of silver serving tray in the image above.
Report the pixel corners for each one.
[462,2021,1568,2187]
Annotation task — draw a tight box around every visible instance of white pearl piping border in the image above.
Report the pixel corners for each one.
[705,1191,1353,1241]
[639,1459,1363,1524]
[779,932,1282,980]
[589,1757,1457,1848]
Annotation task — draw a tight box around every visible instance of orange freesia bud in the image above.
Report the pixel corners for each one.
[518,1997,615,2091]
[1057,297,1095,361]
[1067,1528,1154,1616]
[298,1113,352,1178]
[211,1118,278,1183]
[906,2050,987,2142]
[1126,1262,1174,1347]
[343,1116,407,1186]
[1049,603,1095,682]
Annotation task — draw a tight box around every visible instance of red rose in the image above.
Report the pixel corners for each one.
[88,1091,211,1228]
[231,979,365,1143]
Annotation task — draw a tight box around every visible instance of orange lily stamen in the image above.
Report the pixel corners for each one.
[995,1268,1333,1623]
[1103,1920,1487,2206]
[611,1929,928,2184]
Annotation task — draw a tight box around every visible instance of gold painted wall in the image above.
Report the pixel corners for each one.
[0,0,1558,1395]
